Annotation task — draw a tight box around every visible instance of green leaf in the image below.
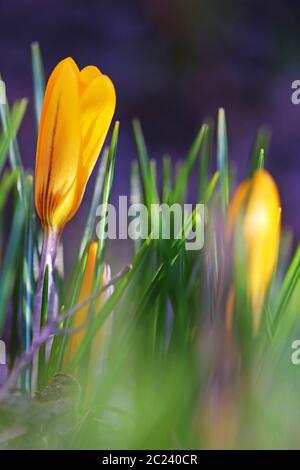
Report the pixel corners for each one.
[162,156,172,203]
[149,159,159,204]
[0,194,25,331]
[249,126,271,176]
[22,175,35,391]
[31,42,45,129]
[133,119,157,207]
[79,147,108,257]
[263,245,300,365]
[171,124,207,203]
[217,108,229,211]
[0,169,19,213]
[273,244,300,330]
[204,171,219,203]
[0,99,27,174]
[96,121,119,264]
[38,266,49,389]
[10,244,22,370]
[198,119,213,202]
[130,160,142,253]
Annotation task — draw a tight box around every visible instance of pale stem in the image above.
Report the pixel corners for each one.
[32,228,59,392]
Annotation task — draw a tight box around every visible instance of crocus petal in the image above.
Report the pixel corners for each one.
[80,71,116,171]
[35,58,116,233]
[228,169,281,335]
[35,58,81,230]
[65,71,116,223]
[244,170,281,332]
[79,65,102,89]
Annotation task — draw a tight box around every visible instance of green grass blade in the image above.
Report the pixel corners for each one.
[0,169,19,213]
[217,108,229,211]
[10,245,22,370]
[0,194,25,331]
[263,245,300,364]
[79,147,108,257]
[133,119,157,207]
[0,99,27,174]
[38,266,49,389]
[249,126,271,176]
[130,160,142,253]
[198,120,213,202]
[273,244,300,327]
[149,159,159,204]
[204,171,219,203]
[31,42,45,129]
[258,148,265,169]
[0,98,27,171]
[96,122,119,264]
[22,176,35,391]
[171,124,207,203]
[162,156,172,203]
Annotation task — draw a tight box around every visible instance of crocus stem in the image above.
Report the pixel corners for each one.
[32,228,59,392]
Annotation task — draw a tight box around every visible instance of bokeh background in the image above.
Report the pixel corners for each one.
[0,0,299,270]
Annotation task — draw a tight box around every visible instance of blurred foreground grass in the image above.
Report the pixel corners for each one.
[0,44,299,449]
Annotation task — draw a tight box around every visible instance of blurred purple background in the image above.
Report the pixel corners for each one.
[0,0,299,269]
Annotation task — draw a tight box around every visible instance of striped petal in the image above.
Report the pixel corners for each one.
[35,58,81,230]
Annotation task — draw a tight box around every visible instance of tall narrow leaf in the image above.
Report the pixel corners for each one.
[217,108,229,211]
[31,42,45,129]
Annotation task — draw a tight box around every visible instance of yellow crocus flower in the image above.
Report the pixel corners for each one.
[35,57,116,234]
[228,169,281,334]
[32,59,115,382]
[64,242,112,372]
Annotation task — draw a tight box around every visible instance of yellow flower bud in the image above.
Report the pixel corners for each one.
[228,169,281,334]
[34,57,116,233]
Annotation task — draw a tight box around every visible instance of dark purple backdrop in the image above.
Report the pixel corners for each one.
[0,0,299,269]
